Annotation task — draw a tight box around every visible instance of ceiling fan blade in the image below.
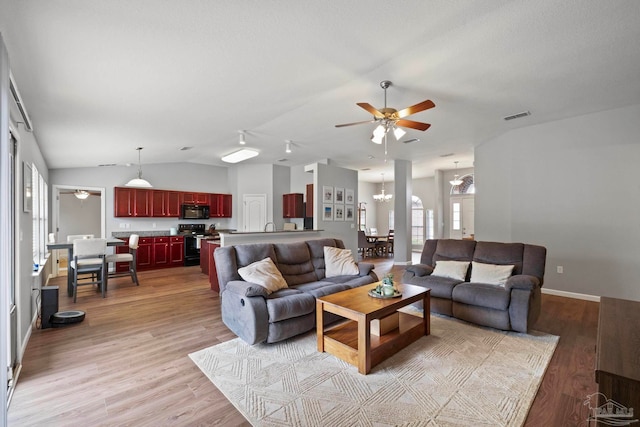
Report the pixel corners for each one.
[395,119,431,131]
[356,103,385,119]
[396,100,435,118]
[335,119,376,128]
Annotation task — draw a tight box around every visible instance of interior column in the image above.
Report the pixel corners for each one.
[393,159,412,264]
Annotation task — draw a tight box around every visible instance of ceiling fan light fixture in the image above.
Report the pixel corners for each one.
[74,190,90,200]
[221,148,259,163]
[393,126,406,140]
[125,147,153,188]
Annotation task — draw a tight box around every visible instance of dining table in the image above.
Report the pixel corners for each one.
[47,237,125,297]
[365,234,388,256]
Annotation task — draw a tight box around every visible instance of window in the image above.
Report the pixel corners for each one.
[450,174,475,195]
[452,202,461,231]
[388,210,394,231]
[426,209,434,240]
[411,196,424,245]
[31,165,48,268]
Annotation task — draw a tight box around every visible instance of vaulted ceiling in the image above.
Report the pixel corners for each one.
[1,1,639,182]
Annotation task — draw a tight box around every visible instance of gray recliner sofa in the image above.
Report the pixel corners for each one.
[214,238,378,344]
[403,239,546,333]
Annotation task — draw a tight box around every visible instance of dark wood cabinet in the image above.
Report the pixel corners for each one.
[153,237,170,267]
[306,184,314,218]
[208,242,221,292]
[115,187,231,218]
[114,187,150,217]
[283,193,304,218]
[169,236,184,266]
[137,237,153,270]
[210,193,232,218]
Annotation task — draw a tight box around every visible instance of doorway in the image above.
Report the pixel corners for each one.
[51,185,106,276]
[450,196,475,239]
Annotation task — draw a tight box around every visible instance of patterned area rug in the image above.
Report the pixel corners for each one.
[189,315,558,426]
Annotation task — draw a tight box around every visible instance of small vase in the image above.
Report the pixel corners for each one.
[382,285,395,296]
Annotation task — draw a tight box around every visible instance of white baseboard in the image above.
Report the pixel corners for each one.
[542,287,600,302]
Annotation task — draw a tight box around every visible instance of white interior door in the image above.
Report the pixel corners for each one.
[243,194,266,232]
[450,196,475,239]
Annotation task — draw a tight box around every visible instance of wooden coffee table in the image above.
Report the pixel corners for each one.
[316,283,430,374]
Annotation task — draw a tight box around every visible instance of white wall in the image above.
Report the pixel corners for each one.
[476,103,640,300]
[58,193,101,239]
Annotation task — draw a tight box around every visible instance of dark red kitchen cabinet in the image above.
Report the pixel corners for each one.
[169,236,184,266]
[151,190,166,216]
[137,237,153,270]
[166,191,181,217]
[114,187,150,217]
[283,193,304,218]
[153,237,170,267]
[182,192,209,205]
[210,193,232,217]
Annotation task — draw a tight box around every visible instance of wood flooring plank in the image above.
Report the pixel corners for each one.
[9,257,600,425]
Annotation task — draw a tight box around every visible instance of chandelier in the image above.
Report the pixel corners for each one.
[373,173,393,202]
[449,161,463,186]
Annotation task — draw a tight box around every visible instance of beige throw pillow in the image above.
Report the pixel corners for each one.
[432,260,470,281]
[470,261,514,286]
[237,258,288,294]
[324,246,359,278]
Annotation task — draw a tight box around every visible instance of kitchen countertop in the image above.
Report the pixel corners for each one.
[218,229,321,235]
[112,229,235,238]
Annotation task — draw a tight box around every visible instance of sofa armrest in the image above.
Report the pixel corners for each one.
[506,275,540,291]
[358,262,375,277]
[405,263,434,277]
[225,280,269,298]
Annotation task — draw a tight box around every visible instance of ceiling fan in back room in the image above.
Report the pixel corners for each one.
[335,80,435,144]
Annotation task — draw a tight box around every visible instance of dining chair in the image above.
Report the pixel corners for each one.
[70,238,107,302]
[386,229,394,255]
[105,234,140,287]
[358,230,376,258]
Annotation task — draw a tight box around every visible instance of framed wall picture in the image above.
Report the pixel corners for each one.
[23,162,32,213]
[334,204,344,221]
[335,187,344,204]
[345,188,354,204]
[345,205,354,221]
[323,204,333,221]
[322,186,334,203]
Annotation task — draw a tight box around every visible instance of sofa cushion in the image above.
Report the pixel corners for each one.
[432,260,470,281]
[324,246,359,277]
[237,257,288,294]
[296,282,352,299]
[470,261,514,286]
[234,243,277,268]
[452,283,511,311]
[265,290,316,322]
[274,241,318,285]
[306,238,343,279]
[406,275,462,299]
[474,242,524,275]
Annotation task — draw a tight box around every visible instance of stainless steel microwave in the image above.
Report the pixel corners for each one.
[180,204,210,219]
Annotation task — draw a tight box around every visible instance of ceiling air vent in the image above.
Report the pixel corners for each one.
[503,111,531,121]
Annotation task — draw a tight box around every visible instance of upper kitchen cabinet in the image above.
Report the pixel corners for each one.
[114,187,151,217]
[210,193,232,218]
[306,184,314,218]
[181,192,209,205]
[283,193,304,218]
[150,190,181,217]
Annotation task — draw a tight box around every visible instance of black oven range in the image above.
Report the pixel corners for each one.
[178,223,205,266]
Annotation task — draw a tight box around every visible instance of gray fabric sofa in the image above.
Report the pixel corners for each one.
[402,239,546,333]
[214,238,378,344]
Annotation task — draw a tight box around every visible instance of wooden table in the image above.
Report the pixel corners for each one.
[595,297,640,413]
[316,283,430,374]
[47,237,125,297]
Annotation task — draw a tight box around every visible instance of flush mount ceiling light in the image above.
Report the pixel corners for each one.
[373,173,393,202]
[449,161,463,186]
[221,148,259,163]
[238,130,246,145]
[74,190,90,200]
[285,140,292,153]
[125,147,153,188]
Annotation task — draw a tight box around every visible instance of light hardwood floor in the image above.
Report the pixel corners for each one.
[9,256,598,426]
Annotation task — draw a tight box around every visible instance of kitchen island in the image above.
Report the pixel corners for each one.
[218,229,323,247]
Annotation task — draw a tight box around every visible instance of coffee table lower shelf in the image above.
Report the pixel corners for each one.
[322,313,425,369]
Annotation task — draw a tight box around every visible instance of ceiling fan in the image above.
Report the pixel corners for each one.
[335,80,435,144]
[60,189,101,200]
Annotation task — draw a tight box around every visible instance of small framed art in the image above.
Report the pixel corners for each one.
[323,204,333,221]
[322,186,334,203]
[345,188,354,204]
[335,187,344,204]
[334,204,344,221]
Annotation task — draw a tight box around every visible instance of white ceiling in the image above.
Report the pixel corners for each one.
[1,1,639,182]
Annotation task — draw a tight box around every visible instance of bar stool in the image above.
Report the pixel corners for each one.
[105,234,140,287]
